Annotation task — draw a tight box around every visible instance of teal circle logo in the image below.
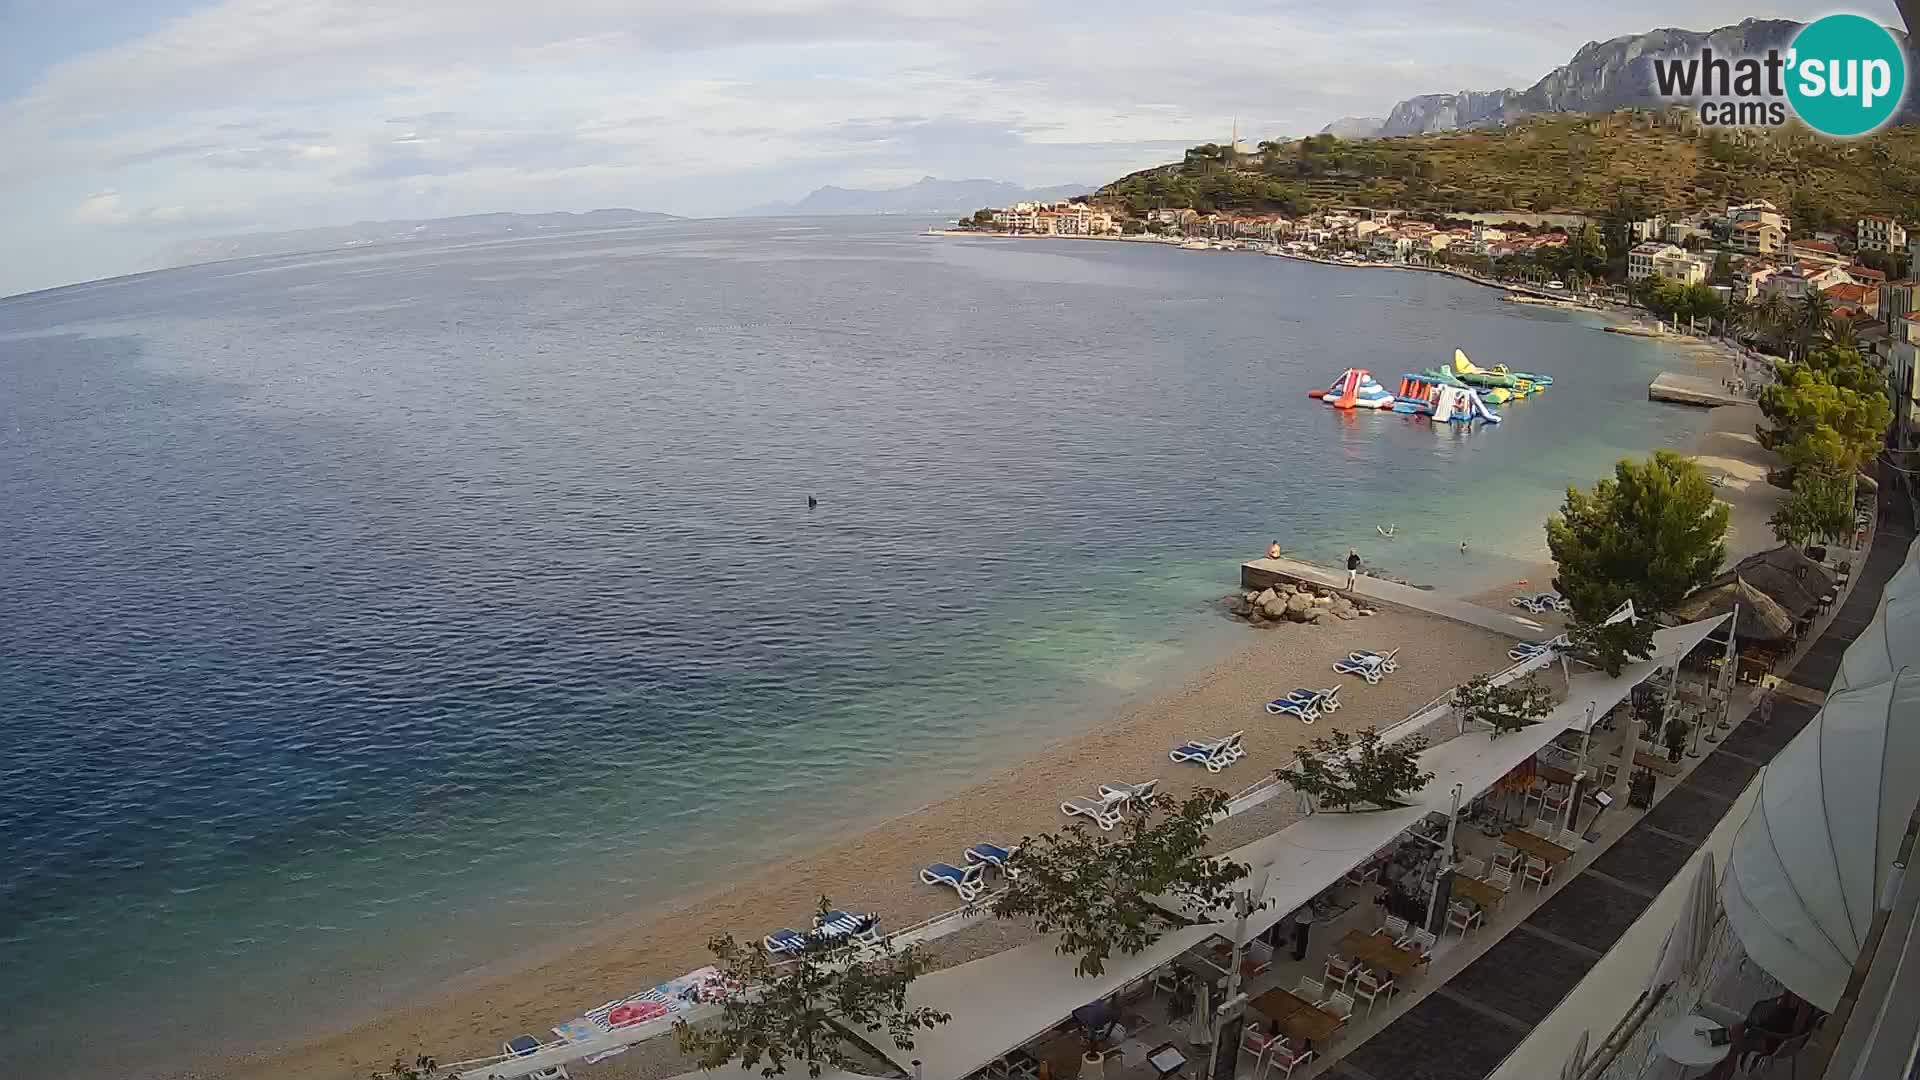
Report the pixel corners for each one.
[1787,14,1906,137]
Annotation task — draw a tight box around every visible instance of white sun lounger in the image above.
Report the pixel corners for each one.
[1509,641,1551,661]
[1061,792,1128,830]
[1334,651,1396,684]
[814,909,882,945]
[965,842,1020,878]
[1098,778,1159,804]
[1266,695,1320,724]
[1170,734,1240,772]
[921,861,985,901]
[1192,730,1246,762]
[764,927,809,954]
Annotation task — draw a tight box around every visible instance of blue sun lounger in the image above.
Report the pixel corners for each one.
[921,861,985,901]
[1170,731,1243,772]
[965,842,1021,878]
[1509,640,1551,661]
[764,927,809,954]
[1266,694,1321,724]
[814,909,882,945]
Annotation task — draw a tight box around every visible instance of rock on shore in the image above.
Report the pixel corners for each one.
[1226,582,1370,627]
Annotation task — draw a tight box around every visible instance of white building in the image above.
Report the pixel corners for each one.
[1628,242,1707,283]
[1857,215,1906,252]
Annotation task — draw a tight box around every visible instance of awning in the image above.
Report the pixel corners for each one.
[1830,535,1920,695]
[1674,577,1796,642]
[889,616,1729,1080]
[1721,670,1920,1009]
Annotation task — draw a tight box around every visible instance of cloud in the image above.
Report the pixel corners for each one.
[0,0,1904,295]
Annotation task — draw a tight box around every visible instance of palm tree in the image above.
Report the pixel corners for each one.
[1756,292,1788,354]
[1827,314,1859,350]
[1797,290,1834,357]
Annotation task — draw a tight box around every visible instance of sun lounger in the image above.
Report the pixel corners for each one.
[1061,792,1128,830]
[814,909,882,945]
[1347,648,1399,672]
[1508,641,1551,661]
[921,861,985,901]
[1510,595,1545,613]
[965,842,1020,878]
[764,928,808,954]
[1266,696,1320,724]
[1170,736,1239,771]
[1098,778,1159,804]
[1294,686,1340,712]
[1334,649,1398,684]
[1193,730,1246,762]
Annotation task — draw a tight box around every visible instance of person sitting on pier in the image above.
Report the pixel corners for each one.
[1267,540,1282,560]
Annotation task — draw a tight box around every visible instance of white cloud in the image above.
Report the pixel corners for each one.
[0,0,1905,295]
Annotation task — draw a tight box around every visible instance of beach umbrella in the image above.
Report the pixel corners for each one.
[1559,1028,1590,1080]
[1716,546,1837,617]
[1674,578,1795,642]
[1649,852,1718,991]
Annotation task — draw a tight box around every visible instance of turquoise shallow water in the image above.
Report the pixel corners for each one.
[0,219,1704,1074]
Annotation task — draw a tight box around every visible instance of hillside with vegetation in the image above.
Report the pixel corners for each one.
[1097,112,1920,230]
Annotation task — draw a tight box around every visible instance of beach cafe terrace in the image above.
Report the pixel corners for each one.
[454,617,1730,1080]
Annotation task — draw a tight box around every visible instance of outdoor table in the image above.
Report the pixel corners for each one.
[1337,928,1426,978]
[1451,875,1507,910]
[1503,829,1576,865]
[1656,1014,1732,1078]
[1249,987,1341,1044]
[1174,933,1234,981]
[1537,764,1577,787]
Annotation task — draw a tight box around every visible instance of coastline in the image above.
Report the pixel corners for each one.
[212,609,1522,1080]
[193,233,1778,1080]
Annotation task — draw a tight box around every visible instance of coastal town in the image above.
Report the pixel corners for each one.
[950,194,1920,438]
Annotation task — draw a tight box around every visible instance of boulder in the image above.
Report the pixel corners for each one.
[1332,598,1356,616]
[1254,587,1278,607]
[1244,590,1261,603]
[1285,593,1314,617]
[1333,607,1358,620]
[1358,608,1374,616]
[1307,609,1327,623]
[1312,594,1335,608]
[1228,599,1251,618]
[1262,597,1290,620]
[1278,582,1298,595]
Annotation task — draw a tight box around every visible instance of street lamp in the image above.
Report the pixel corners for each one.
[1205,860,1274,1080]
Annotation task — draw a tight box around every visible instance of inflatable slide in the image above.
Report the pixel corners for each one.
[1307,368,1395,409]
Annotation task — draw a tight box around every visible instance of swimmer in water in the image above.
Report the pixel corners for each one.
[807,495,818,509]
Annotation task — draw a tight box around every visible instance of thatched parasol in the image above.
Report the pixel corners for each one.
[1676,577,1797,641]
[1712,545,1838,618]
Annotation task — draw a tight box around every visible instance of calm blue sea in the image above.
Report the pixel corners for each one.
[0,218,1703,1074]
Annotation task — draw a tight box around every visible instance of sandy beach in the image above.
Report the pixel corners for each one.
[191,262,1784,1080]
[204,607,1518,1080]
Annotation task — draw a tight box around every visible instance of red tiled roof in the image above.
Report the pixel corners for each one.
[1794,239,1841,253]
[1848,265,1888,281]
[1822,282,1873,302]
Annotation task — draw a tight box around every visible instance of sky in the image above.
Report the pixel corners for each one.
[0,1,1903,297]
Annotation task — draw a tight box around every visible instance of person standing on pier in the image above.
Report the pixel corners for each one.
[1345,549,1361,591]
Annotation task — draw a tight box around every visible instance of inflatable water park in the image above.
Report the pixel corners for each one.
[1308,350,1555,426]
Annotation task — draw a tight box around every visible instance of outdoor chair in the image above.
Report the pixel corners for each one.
[1265,694,1321,724]
[1169,738,1238,772]
[1542,785,1571,816]
[1458,856,1486,880]
[1488,865,1515,890]
[1323,990,1356,1025]
[1407,928,1439,955]
[1491,845,1519,875]
[1242,938,1275,978]
[1240,1026,1281,1070]
[1446,901,1483,936]
[1294,975,1324,1004]
[1323,953,1355,992]
[1268,1044,1314,1079]
[1352,970,1395,1015]
[1379,914,1410,940]
[1523,856,1553,891]
[1527,818,1555,838]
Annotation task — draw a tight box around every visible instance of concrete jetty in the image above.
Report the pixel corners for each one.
[1648,372,1746,408]
[1242,556,1551,639]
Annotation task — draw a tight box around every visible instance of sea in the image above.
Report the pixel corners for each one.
[0,217,1707,1075]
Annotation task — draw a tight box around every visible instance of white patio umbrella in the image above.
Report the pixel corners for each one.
[1559,1028,1590,1080]
[1649,851,1719,992]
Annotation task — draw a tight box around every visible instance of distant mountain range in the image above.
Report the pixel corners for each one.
[742,176,1093,216]
[1318,18,1912,138]
[167,209,679,266]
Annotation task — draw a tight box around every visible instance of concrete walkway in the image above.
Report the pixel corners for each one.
[1242,556,1553,641]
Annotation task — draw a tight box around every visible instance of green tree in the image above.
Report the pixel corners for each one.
[1272,727,1434,811]
[675,901,950,1078]
[1757,362,1892,476]
[1452,674,1557,737]
[1547,451,1730,621]
[970,208,994,226]
[1797,290,1834,357]
[371,1055,440,1080]
[1769,466,1855,545]
[1710,251,1734,285]
[991,789,1248,978]
[1562,614,1659,678]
